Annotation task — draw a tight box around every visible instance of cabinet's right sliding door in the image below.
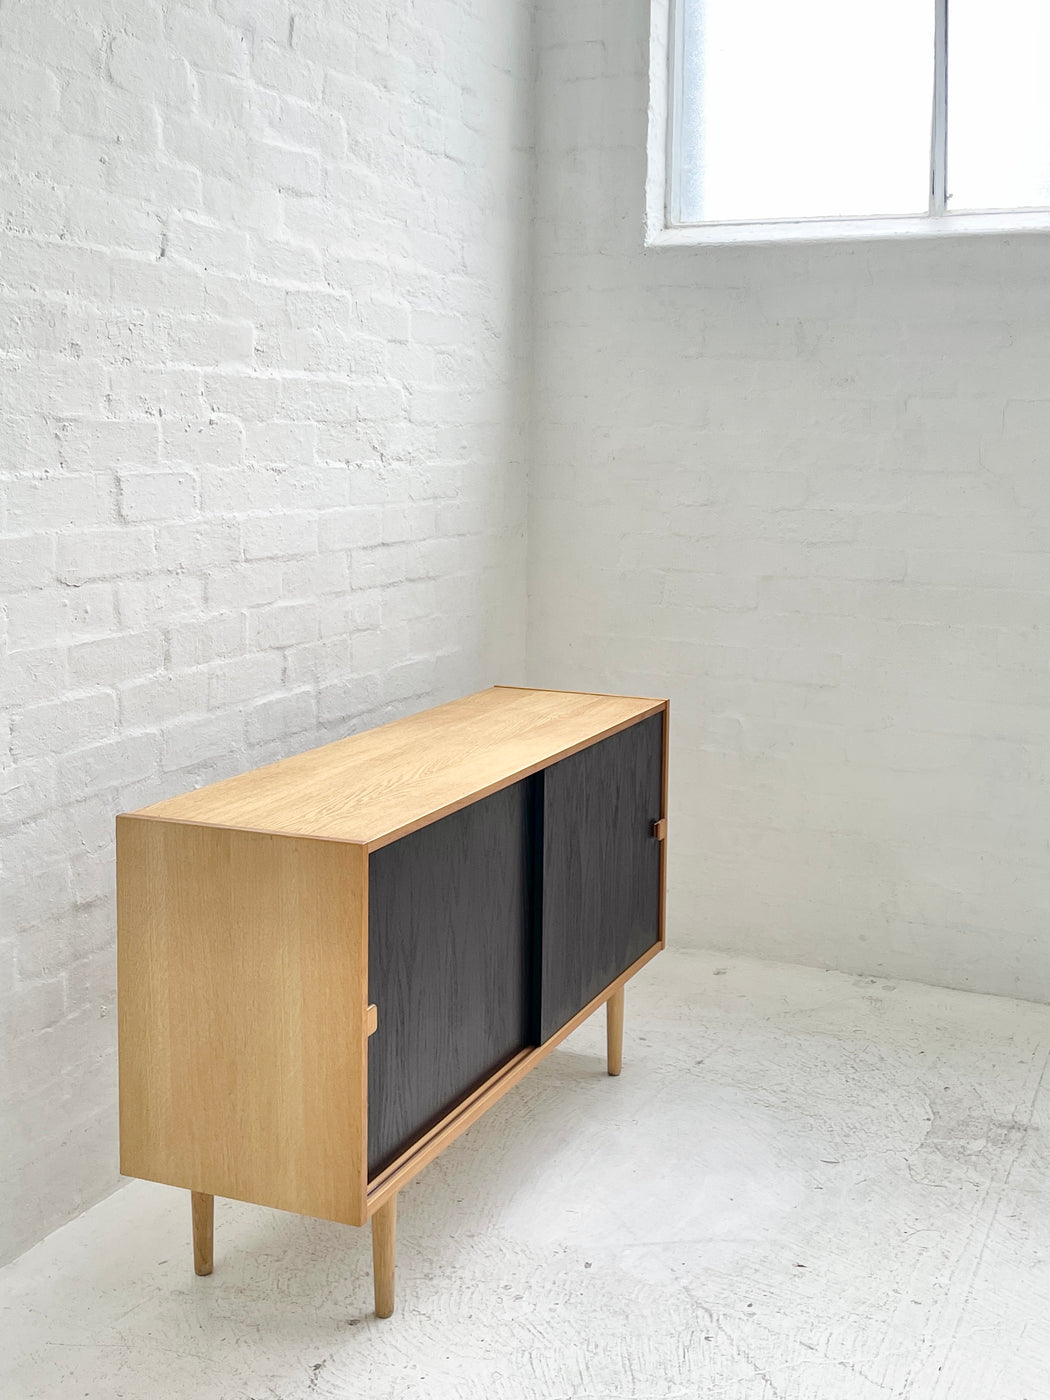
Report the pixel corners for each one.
[538,711,664,1042]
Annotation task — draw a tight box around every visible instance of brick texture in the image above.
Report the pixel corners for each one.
[0,0,532,1263]
[12,0,1050,1269]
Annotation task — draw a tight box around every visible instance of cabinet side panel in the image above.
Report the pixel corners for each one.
[118,818,367,1226]
[540,712,664,1041]
[367,782,529,1176]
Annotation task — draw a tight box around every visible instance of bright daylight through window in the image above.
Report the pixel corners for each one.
[663,0,1050,240]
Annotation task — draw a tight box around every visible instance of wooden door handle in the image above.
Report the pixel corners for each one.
[652,818,667,841]
[366,1004,378,1036]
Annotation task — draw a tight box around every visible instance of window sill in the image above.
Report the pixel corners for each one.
[646,210,1050,249]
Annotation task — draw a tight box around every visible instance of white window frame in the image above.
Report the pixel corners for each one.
[646,0,1050,247]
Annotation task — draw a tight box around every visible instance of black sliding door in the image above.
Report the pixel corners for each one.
[367,782,531,1177]
[367,713,664,1175]
[538,713,663,1042]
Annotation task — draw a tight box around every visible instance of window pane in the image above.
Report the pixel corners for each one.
[676,0,934,225]
[947,0,1050,212]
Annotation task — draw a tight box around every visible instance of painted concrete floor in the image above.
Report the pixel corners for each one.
[4,948,1050,1400]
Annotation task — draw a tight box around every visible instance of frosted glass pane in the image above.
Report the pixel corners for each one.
[677,0,934,224]
[947,0,1050,212]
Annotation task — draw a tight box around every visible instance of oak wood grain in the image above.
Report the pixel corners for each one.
[191,1191,213,1276]
[118,818,369,1227]
[129,687,664,849]
[371,1196,396,1318]
[606,986,624,1077]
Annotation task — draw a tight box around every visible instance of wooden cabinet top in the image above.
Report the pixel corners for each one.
[129,685,666,850]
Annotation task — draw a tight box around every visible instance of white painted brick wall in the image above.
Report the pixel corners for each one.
[0,0,532,1263]
[530,1,1050,1003]
[13,0,1050,1271]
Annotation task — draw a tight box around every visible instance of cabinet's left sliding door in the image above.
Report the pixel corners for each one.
[117,818,370,1226]
[367,782,532,1178]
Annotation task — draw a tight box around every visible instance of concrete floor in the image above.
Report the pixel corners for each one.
[4,949,1050,1400]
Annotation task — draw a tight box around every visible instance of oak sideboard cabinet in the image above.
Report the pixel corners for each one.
[118,685,668,1317]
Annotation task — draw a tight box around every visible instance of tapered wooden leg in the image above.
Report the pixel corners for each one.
[191,1191,214,1276]
[371,1196,397,1318]
[606,985,624,1077]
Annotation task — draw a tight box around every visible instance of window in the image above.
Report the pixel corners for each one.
[648,0,1050,244]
